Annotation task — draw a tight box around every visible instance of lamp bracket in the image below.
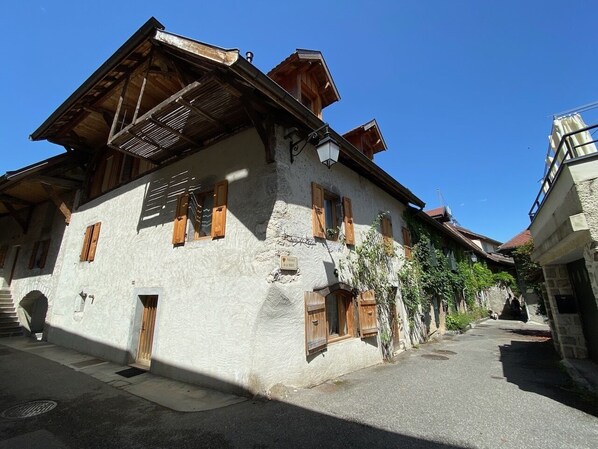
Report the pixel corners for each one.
[287,123,331,164]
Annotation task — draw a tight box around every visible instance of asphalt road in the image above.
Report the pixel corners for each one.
[1,319,597,448]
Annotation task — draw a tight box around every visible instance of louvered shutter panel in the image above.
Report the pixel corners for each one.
[381,217,394,255]
[172,193,189,245]
[29,242,40,269]
[211,180,228,238]
[358,290,378,338]
[311,182,325,238]
[38,240,50,269]
[80,225,93,261]
[402,227,412,260]
[343,197,355,245]
[304,291,327,355]
[87,222,102,262]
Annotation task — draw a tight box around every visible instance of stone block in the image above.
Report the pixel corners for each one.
[558,280,571,288]
[545,267,557,279]
[559,266,569,277]
[560,336,578,346]
[562,345,575,358]
[575,347,589,359]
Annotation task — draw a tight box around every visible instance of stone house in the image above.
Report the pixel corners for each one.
[0,18,427,395]
[529,116,598,363]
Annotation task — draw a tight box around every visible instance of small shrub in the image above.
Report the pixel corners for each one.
[446,313,473,331]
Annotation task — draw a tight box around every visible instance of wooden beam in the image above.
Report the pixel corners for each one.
[35,175,81,189]
[0,194,31,206]
[41,183,72,224]
[83,106,114,128]
[109,74,131,142]
[243,100,275,163]
[132,49,154,123]
[1,201,29,233]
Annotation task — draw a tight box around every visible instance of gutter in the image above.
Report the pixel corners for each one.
[30,17,165,141]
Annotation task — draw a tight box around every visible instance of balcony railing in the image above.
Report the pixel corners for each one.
[529,122,598,221]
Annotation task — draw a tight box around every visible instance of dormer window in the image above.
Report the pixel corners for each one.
[269,49,340,119]
[342,119,387,161]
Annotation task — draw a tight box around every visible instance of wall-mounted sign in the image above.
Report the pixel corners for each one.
[280,255,298,271]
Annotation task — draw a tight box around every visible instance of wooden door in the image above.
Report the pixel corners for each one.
[567,260,598,362]
[136,295,158,366]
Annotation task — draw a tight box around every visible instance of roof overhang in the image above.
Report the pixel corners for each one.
[343,119,387,154]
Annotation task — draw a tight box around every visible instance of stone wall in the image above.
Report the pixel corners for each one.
[542,264,588,359]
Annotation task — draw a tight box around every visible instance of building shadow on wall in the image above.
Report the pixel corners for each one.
[498,332,598,417]
[18,325,466,449]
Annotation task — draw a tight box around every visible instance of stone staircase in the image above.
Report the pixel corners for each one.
[0,288,23,337]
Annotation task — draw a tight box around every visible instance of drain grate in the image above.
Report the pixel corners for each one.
[421,354,449,360]
[1,400,57,419]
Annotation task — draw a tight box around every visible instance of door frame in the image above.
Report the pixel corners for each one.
[127,288,163,366]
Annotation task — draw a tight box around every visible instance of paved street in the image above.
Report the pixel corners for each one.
[1,319,597,448]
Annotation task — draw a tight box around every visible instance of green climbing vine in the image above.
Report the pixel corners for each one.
[339,213,397,360]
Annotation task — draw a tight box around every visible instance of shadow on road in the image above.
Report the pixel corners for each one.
[499,332,598,418]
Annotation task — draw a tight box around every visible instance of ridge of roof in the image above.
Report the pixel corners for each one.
[498,229,532,252]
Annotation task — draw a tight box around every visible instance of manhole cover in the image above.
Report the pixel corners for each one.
[1,400,57,419]
[433,350,457,355]
[421,354,449,360]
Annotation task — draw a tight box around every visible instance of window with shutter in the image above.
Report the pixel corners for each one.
[29,239,51,269]
[358,290,378,338]
[80,223,101,262]
[311,182,325,238]
[381,216,394,255]
[342,197,355,245]
[311,183,341,240]
[305,291,327,355]
[402,227,412,260]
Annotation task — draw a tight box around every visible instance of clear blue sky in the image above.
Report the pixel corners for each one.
[3,1,597,243]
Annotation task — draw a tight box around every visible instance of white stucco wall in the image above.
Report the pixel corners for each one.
[12,125,415,395]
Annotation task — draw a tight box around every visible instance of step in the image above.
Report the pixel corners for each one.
[0,298,14,305]
[0,330,23,338]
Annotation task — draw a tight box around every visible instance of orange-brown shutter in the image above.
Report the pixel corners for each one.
[87,222,102,262]
[343,197,355,245]
[29,241,40,269]
[211,180,228,238]
[0,245,8,268]
[381,216,394,255]
[402,227,412,260]
[358,290,378,338]
[172,193,189,245]
[311,182,325,238]
[80,225,93,261]
[38,240,50,269]
[305,291,327,355]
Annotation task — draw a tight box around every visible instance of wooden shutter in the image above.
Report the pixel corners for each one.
[304,291,327,355]
[38,240,50,269]
[211,180,228,238]
[172,193,189,245]
[402,227,412,260]
[80,225,93,261]
[87,222,102,262]
[343,197,355,245]
[29,241,40,269]
[311,182,325,238]
[358,290,378,338]
[0,245,8,268]
[381,216,394,255]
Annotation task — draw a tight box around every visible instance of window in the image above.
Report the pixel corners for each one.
[189,190,214,240]
[304,288,378,355]
[172,180,228,245]
[326,291,354,341]
[311,183,354,243]
[80,222,102,262]
[89,149,155,198]
[402,226,412,260]
[28,240,50,269]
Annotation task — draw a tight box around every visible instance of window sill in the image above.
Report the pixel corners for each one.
[327,334,354,345]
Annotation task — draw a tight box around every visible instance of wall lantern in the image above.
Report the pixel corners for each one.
[285,124,340,169]
[465,251,478,263]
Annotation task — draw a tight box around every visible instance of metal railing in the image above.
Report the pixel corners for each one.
[529,122,598,221]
